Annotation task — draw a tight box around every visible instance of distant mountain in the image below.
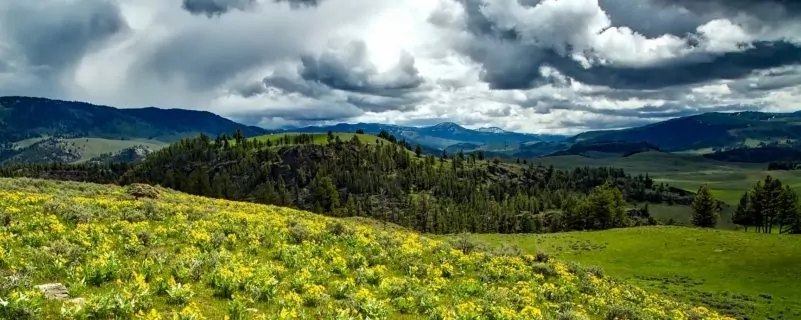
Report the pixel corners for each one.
[0,96,266,164]
[0,96,266,144]
[277,122,568,151]
[573,111,801,152]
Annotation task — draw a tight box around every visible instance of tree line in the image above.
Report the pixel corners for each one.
[731,176,801,234]
[0,131,696,234]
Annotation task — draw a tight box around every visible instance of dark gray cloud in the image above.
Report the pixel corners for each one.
[436,0,801,91]
[599,0,716,38]
[556,41,801,90]
[651,0,801,18]
[181,0,256,17]
[181,0,324,17]
[299,41,424,96]
[0,1,127,71]
[275,0,325,8]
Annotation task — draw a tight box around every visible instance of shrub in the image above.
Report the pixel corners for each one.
[227,296,250,320]
[126,183,159,199]
[535,251,551,263]
[606,305,643,320]
[587,265,605,279]
[531,263,558,277]
[449,234,485,254]
[0,291,42,320]
[325,221,351,237]
[141,199,165,221]
[492,244,522,257]
[44,197,93,224]
[167,283,195,306]
[288,222,312,244]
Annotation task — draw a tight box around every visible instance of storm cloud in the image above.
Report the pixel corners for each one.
[299,41,424,96]
[181,0,256,17]
[0,0,799,134]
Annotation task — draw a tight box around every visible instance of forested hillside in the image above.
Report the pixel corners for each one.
[0,96,266,144]
[1,132,694,234]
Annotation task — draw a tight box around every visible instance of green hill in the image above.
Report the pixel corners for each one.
[455,227,801,320]
[572,111,801,152]
[0,178,735,319]
[0,96,265,164]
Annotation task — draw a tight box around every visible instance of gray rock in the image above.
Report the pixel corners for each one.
[35,283,69,300]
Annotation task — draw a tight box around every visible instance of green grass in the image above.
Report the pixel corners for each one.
[64,138,168,163]
[534,151,801,205]
[449,226,801,319]
[655,170,801,205]
[0,178,734,319]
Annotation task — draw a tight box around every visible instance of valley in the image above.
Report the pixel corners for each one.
[1,96,800,319]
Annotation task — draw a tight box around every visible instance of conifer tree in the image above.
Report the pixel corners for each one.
[733,192,752,232]
[692,184,719,228]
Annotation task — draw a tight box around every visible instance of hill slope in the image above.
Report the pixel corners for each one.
[0,96,266,164]
[0,178,734,319]
[459,227,801,319]
[276,122,567,150]
[573,111,801,152]
[0,96,266,143]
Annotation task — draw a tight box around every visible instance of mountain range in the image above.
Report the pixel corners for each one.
[2,95,801,164]
[0,96,267,164]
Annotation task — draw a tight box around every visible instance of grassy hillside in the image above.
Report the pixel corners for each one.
[0,178,732,319]
[455,227,801,319]
[0,96,265,144]
[2,138,167,165]
[572,111,801,152]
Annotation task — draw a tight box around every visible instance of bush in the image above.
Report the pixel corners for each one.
[449,234,486,254]
[587,265,605,279]
[0,291,43,320]
[44,197,93,224]
[141,199,165,221]
[531,263,558,277]
[288,222,312,244]
[126,183,159,199]
[167,283,195,306]
[325,221,351,237]
[606,305,643,320]
[492,244,522,257]
[535,251,551,263]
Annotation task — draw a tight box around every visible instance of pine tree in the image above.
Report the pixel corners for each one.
[692,184,719,228]
[779,185,800,234]
[415,144,422,158]
[732,192,752,232]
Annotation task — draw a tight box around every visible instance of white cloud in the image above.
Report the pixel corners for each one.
[0,0,799,134]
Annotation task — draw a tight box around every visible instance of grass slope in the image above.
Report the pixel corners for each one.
[65,138,168,163]
[0,178,732,319]
[457,227,801,319]
[6,138,167,165]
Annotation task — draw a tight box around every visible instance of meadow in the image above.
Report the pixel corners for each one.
[0,178,734,319]
[457,227,801,320]
[535,151,801,205]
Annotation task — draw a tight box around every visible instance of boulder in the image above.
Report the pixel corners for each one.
[35,283,69,300]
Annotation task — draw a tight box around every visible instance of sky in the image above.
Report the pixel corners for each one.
[1,0,800,134]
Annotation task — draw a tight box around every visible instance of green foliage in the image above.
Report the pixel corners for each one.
[731,175,801,234]
[692,184,720,228]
